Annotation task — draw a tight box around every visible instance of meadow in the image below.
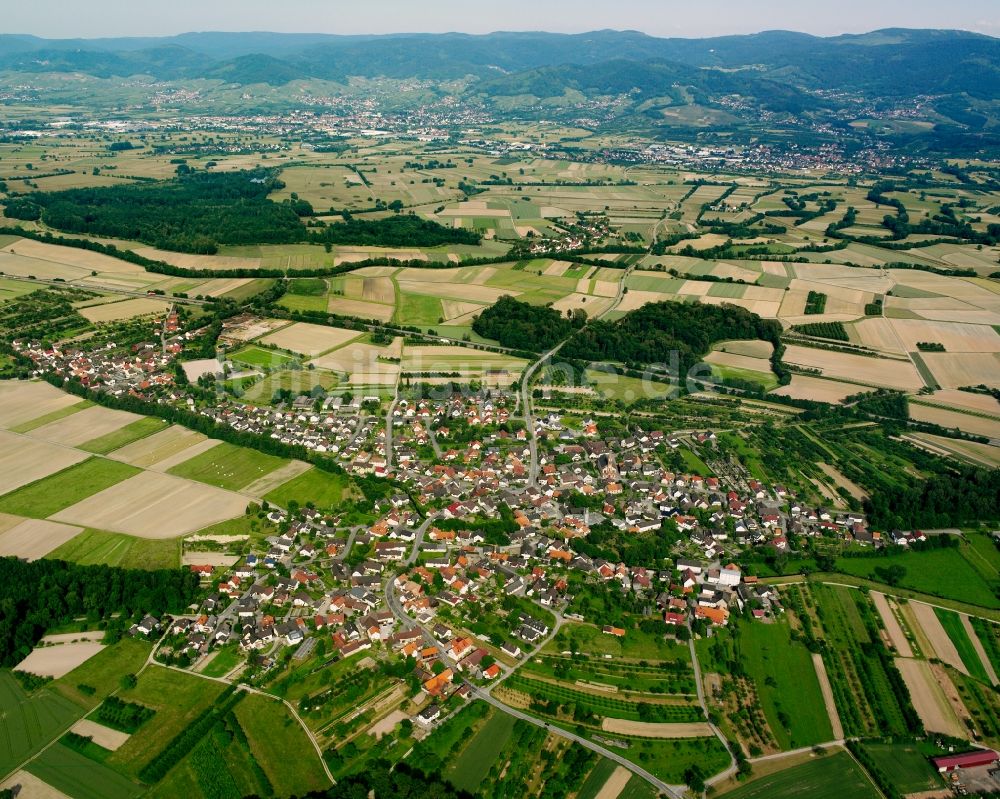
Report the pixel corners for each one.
[167,441,288,491]
[0,457,140,518]
[0,669,83,776]
[719,750,878,799]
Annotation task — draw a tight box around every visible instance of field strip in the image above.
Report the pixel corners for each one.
[895,658,965,737]
[810,653,844,740]
[0,518,84,560]
[594,765,631,799]
[870,592,914,657]
[69,719,130,751]
[0,770,70,798]
[241,460,312,497]
[909,602,968,675]
[15,640,105,678]
[599,719,713,738]
[148,438,223,473]
[959,614,999,685]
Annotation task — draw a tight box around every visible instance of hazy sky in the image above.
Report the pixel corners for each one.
[6,0,999,39]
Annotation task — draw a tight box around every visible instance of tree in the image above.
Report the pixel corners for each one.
[120,673,138,690]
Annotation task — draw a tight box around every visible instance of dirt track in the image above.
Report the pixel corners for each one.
[871,592,914,657]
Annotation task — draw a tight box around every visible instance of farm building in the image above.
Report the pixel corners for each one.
[932,750,999,773]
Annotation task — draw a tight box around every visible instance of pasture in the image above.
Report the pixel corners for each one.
[263,467,354,512]
[445,709,517,793]
[46,528,181,570]
[719,750,878,799]
[0,457,140,518]
[167,441,288,492]
[27,739,143,799]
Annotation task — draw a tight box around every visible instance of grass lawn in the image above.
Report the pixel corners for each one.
[598,735,729,784]
[46,528,181,571]
[446,709,517,793]
[861,742,943,794]
[549,621,691,662]
[739,619,833,749]
[229,344,297,369]
[80,417,169,455]
[234,693,330,795]
[200,646,244,678]
[834,548,1000,609]
[107,666,226,779]
[53,638,153,710]
[27,739,143,799]
[0,458,140,517]
[576,758,619,799]
[720,751,878,799]
[395,292,443,326]
[167,441,287,491]
[934,608,992,683]
[679,447,713,477]
[0,670,84,776]
[263,467,353,511]
[9,399,92,433]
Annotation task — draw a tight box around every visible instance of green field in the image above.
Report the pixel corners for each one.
[598,735,730,785]
[445,709,517,793]
[0,458,140,517]
[27,739,144,799]
[935,608,992,683]
[861,742,943,794]
[107,666,226,778]
[576,758,619,799]
[395,292,444,325]
[200,646,244,679]
[738,619,833,749]
[278,293,328,313]
[0,670,83,776]
[46,528,181,570]
[80,417,169,454]
[548,622,690,662]
[720,751,878,799]
[619,774,660,799]
[234,693,330,795]
[263,466,353,511]
[834,547,1000,609]
[53,638,153,710]
[9,400,93,433]
[167,441,287,491]
[228,344,297,368]
[709,363,780,391]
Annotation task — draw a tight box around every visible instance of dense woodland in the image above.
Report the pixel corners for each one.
[0,557,200,667]
[472,295,583,351]
[1,169,478,253]
[561,300,784,382]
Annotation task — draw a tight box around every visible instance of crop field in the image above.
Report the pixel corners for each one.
[79,297,171,323]
[167,441,288,491]
[260,321,364,357]
[52,639,153,710]
[445,710,517,793]
[228,344,298,368]
[46,528,182,570]
[106,425,212,468]
[719,750,878,799]
[0,517,84,560]
[26,738,143,799]
[27,405,143,448]
[0,380,86,431]
[0,669,84,777]
[860,741,943,794]
[933,609,992,682]
[263,467,354,512]
[15,639,106,679]
[51,470,251,538]
[0,457,140,518]
[80,417,170,454]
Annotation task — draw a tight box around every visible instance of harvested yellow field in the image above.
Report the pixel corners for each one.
[0,380,82,428]
[781,345,924,390]
[351,266,399,277]
[910,602,968,674]
[361,276,395,304]
[149,439,224,473]
[0,250,88,280]
[16,640,105,679]
[108,425,210,468]
[927,390,1000,416]
[599,719,713,738]
[441,299,485,321]
[550,293,613,317]
[677,280,713,297]
[812,653,844,740]
[543,260,572,277]
[70,719,130,751]
[51,471,250,538]
[895,658,965,737]
[80,297,171,323]
[0,770,70,799]
[852,318,905,353]
[778,289,809,317]
[4,238,144,273]
[714,339,774,358]
[920,352,1000,389]
[907,433,1000,468]
[28,405,142,448]
[0,518,84,560]
[909,403,1000,439]
[771,375,861,403]
[592,766,630,799]
[700,295,781,318]
[401,345,525,372]
[0,431,89,495]
[396,266,494,284]
[197,278,253,297]
[712,262,762,282]
[309,341,403,382]
[328,297,395,321]
[261,322,363,357]
[132,246,262,270]
[592,280,620,298]
[616,290,673,312]
[890,319,1000,353]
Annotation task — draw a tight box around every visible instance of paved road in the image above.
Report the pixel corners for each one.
[687,622,738,778]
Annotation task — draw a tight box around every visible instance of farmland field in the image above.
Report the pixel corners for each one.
[80,417,170,455]
[860,741,943,794]
[45,528,182,570]
[26,738,143,799]
[934,609,992,683]
[719,750,878,799]
[262,466,354,511]
[0,457,140,518]
[0,669,84,777]
[445,709,517,793]
[167,441,288,491]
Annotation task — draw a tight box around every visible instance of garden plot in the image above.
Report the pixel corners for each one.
[107,425,209,468]
[781,346,924,391]
[28,405,142,448]
[51,471,249,538]
[15,639,105,679]
[260,322,362,357]
[0,431,88,495]
[0,380,83,429]
[920,353,1000,389]
[79,297,171,323]
[0,518,84,560]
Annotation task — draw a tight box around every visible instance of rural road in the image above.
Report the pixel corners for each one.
[521,340,567,486]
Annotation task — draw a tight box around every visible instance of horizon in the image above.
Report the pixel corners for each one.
[3,0,999,40]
